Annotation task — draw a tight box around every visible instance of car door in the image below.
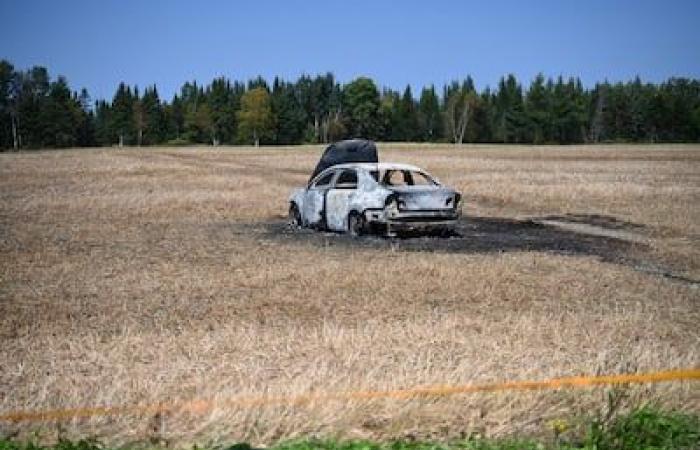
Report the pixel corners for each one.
[302,170,335,227]
[325,168,358,232]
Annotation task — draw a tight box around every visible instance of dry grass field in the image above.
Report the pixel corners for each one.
[1,144,699,446]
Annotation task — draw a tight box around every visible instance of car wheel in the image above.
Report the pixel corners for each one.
[438,227,452,238]
[288,203,302,228]
[348,212,365,237]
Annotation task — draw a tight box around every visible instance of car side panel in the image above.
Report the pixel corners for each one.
[302,188,326,227]
[325,189,355,231]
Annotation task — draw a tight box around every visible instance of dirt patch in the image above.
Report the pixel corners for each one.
[531,214,649,244]
[534,213,646,231]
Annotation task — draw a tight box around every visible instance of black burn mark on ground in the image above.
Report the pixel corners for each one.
[255,216,699,286]
[261,216,640,263]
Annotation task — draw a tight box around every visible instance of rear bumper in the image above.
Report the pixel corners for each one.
[365,208,460,229]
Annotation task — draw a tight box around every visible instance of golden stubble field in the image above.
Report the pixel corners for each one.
[0,144,699,445]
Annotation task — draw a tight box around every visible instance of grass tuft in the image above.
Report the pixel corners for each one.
[584,407,700,450]
[1,409,698,450]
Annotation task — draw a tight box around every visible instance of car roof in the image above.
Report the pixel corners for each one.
[323,162,424,172]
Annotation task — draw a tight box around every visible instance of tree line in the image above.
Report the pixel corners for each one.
[1,59,699,150]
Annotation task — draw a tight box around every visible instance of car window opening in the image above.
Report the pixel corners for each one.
[313,172,334,188]
[381,170,435,186]
[411,171,436,186]
[336,170,358,189]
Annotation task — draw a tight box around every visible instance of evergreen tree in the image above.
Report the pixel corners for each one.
[659,78,700,141]
[378,88,400,141]
[468,88,494,143]
[16,67,50,148]
[165,95,185,141]
[247,76,269,91]
[38,76,80,147]
[494,74,528,143]
[0,60,16,149]
[271,78,306,144]
[418,85,442,141]
[342,77,381,139]
[133,87,145,146]
[297,73,338,143]
[393,85,420,141]
[93,99,112,146]
[76,88,95,147]
[588,83,607,143]
[110,83,135,146]
[182,82,214,143]
[320,75,344,143]
[525,73,550,144]
[208,78,236,145]
[3,58,700,149]
[140,86,165,145]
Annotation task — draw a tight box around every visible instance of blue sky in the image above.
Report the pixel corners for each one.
[1,0,699,101]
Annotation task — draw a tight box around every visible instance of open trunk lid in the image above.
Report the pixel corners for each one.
[309,139,378,182]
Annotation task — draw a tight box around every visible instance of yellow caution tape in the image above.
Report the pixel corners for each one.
[2,368,698,422]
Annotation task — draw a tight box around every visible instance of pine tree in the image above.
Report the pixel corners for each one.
[165,95,185,141]
[3,58,700,149]
[74,88,95,147]
[182,82,212,143]
[16,67,50,148]
[418,85,442,141]
[140,86,165,145]
[111,83,135,146]
[208,78,236,145]
[0,60,16,149]
[393,85,419,142]
[271,78,306,144]
[588,83,607,143]
[494,74,527,143]
[525,73,550,144]
[38,76,80,147]
[378,89,399,141]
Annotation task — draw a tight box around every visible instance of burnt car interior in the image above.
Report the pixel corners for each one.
[336,170,358,189]
[312,171,334,188]
[380,170,436,186]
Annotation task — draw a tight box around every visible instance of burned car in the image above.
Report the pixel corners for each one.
[288,139,461,236]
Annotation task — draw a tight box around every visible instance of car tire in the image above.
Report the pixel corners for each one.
[288,203,302,228]
[348,212,365,237]
[438,227,452,238]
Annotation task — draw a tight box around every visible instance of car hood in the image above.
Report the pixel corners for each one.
[386,185,458,210]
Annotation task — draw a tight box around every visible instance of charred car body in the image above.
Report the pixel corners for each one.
[288,139,462,236]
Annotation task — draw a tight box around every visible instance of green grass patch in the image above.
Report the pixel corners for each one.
[1,407,698,450]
